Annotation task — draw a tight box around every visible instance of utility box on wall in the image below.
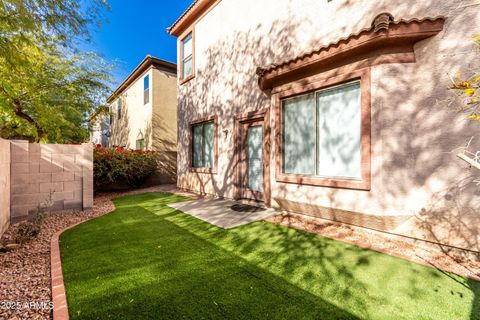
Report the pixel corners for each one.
[0,139,94,235]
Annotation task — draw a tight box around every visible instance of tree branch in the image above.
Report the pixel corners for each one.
[0,83,45,141]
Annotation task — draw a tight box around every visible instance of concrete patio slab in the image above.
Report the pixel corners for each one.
[168,198,279,229]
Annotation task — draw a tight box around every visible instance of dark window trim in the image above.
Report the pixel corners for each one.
[274,68,371,190]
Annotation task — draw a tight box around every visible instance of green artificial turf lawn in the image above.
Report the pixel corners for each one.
[60,193,480,320]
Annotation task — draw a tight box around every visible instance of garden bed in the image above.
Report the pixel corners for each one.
[0,185,180,320]
[267,214,480,280]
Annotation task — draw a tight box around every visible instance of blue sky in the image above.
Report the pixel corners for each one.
[86,0,192,88]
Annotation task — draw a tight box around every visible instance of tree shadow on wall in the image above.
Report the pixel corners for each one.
[175,1,480,318]
[145,119,177,184]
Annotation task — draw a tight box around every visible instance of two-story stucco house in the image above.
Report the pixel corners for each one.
[108,55,177,150]
[89,112,109,147]
[108,55,178,182]
[168,0,480,252]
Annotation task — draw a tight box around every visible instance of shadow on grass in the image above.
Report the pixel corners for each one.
[61,193,480,320]
[61,193,357,319]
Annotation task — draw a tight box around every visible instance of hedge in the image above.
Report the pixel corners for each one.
[94,145,159,191]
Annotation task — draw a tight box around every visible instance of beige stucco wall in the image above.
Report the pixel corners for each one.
[109,67,178,152]
[152,68,177,152]
[176,0,480,250]
[109,68,154,149]
[0,138,11,237]
[109,66,178,184]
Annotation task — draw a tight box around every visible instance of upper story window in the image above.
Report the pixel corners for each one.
[144,75,149,104]
[181,33,193,80]
[117,98,122,119]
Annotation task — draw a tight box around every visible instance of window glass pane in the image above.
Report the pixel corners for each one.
[182,34,192,59]
[203,121,214,168]
[144,88,149,104]
[117,99,122,119]
[136,139,145,150]
[248,125,263,192]
[282,94,316,175]
[192,124,204,167]
[144,75,149,90]
[317,82,361,179]
[183,56,192,79]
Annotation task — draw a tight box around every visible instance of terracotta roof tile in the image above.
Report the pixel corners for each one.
[258,15,446,75]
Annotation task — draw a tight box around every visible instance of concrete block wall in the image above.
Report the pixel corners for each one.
[9,141,93,224]
[0,139,11,237]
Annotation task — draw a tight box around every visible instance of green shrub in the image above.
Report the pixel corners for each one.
[94,145,159,190]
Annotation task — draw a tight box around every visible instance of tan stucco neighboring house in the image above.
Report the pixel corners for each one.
[108,55,178,182]
[108,55,177,151]
[168,0,480,252]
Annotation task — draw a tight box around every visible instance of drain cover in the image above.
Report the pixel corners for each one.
[230,204,266,213]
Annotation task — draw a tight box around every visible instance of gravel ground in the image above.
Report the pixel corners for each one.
[267,213,480,280]
[1,186,478,319]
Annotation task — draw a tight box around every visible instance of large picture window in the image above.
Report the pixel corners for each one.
[192,120,214,168]
[181,33,193,80]
[282,81,361,180]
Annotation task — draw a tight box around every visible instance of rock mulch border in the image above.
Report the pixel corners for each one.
[48,185,198,320]
[0,185,190,320]
[2,185,479,319]
[267,213,480,280]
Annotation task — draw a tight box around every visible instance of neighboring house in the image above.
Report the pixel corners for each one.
[89,113,109,147]
[108,55,177,151]
[168,0,480,251]
[108,55,178,182]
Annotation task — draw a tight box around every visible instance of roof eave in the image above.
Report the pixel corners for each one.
[257,14,445,90]
[107,56,177,103]
[167,0,216,37]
